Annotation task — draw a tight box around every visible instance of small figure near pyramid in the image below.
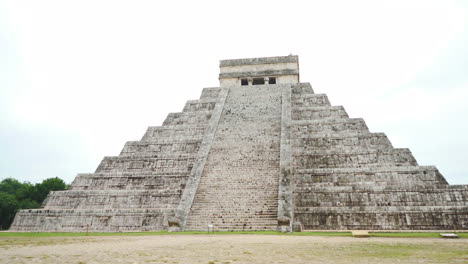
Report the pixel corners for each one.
[11,56,468,232]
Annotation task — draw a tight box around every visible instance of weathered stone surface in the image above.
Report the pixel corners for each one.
[278,85,293,232]
[184,85,283,231]
[10,55,468,232]
[440,233,459,238]
[352,230,370,237]
[174,87,230,229]
[292,221,303,232]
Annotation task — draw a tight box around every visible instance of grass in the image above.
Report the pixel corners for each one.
[0,231,282,237]
[370,232,468,238]
[0,230,351,237]
[0,230,466,238]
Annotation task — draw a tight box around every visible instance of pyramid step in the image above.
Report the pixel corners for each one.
[292,83,314,94]
[291,93,331,107]
[183,99,217,112]
[292,106,348,120]
[293,148,418,168]
[142,125,208,141]
[163,111,213,126]
[200,87,221,99]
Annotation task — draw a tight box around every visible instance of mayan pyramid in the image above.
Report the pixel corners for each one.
[11,55,468,232]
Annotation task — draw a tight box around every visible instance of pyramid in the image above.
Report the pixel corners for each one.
[11,55,468,232]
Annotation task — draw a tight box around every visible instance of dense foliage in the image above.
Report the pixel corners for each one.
[0,177,68,229]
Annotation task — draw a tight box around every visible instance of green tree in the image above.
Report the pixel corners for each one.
[18,199,40,210]
[32,177,68,204]
[0,178,23,196]
[16,182,36,201]
[0,177,68,229]
[0,192,19,229]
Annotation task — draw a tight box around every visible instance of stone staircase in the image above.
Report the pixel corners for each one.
[184,85,283,231]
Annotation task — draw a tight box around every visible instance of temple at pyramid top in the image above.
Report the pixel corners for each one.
[219,55,299,86]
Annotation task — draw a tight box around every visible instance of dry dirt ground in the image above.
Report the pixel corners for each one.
[0,234,467,264]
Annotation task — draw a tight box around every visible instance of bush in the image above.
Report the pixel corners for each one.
[0,177,68,229]
[0,192,18,229]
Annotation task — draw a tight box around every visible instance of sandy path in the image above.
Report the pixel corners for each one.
[0,235,467,263]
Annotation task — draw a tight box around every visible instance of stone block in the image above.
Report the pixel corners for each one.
[439,233,459,238]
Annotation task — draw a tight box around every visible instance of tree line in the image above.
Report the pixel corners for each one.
[0,177,68,230]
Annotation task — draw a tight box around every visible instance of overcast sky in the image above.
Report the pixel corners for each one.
[1,0,467,184]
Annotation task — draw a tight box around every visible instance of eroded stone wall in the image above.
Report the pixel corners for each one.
[290,83,468,230]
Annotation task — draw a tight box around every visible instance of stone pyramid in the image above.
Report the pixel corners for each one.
[11,56,468,232]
